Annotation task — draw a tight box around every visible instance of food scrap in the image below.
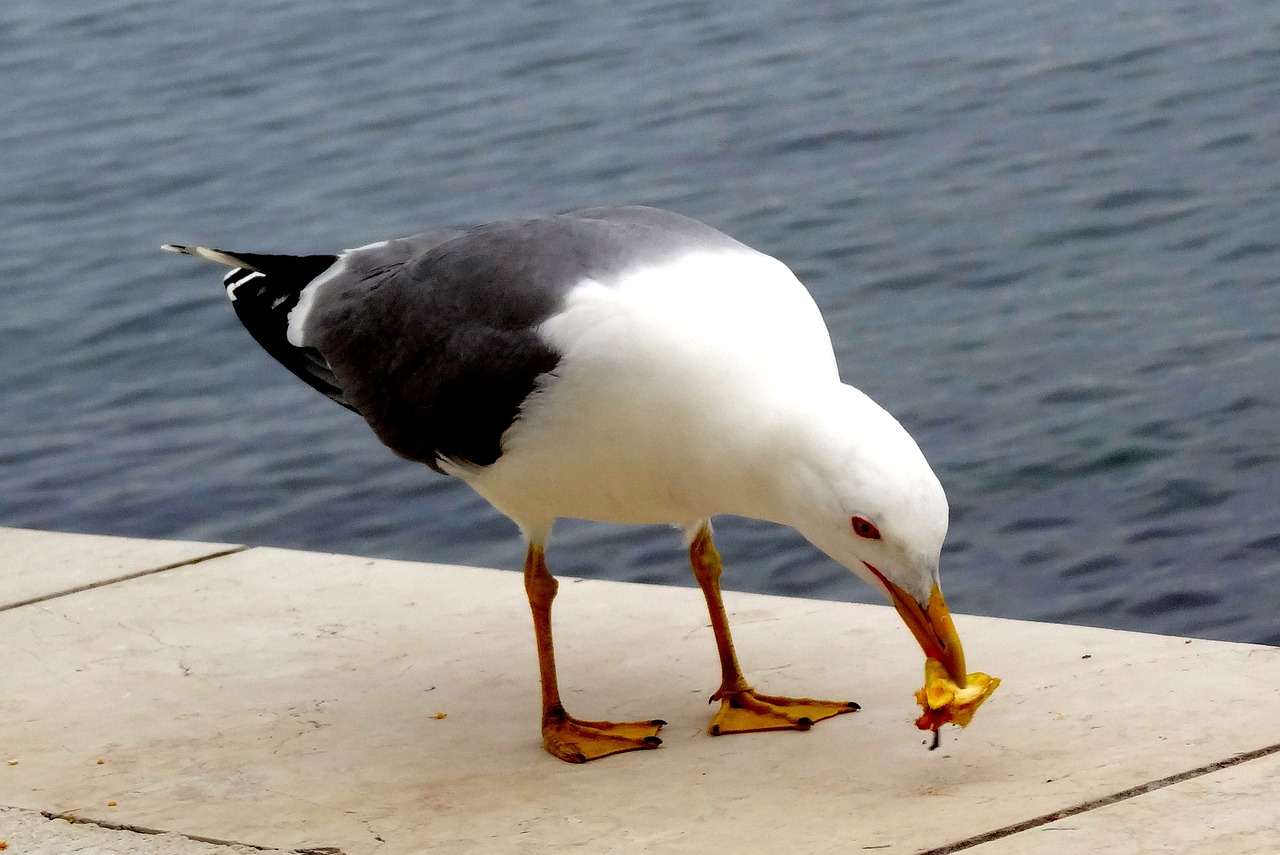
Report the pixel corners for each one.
[914,658,1000,749]
[432,712,448,720]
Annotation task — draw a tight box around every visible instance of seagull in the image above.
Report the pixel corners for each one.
[164,205,966,763]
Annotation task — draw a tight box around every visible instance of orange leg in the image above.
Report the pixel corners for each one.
[523,543,665,762]
[689,524,859,735]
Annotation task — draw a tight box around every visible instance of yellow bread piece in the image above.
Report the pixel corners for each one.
[914,658,1000,732]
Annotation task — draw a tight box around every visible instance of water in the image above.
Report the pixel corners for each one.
[3,0,1278,645]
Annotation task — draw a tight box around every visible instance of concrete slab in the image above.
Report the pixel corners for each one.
[0,526,241,610]
[964,752,1280,855]
[2,540,1278,854]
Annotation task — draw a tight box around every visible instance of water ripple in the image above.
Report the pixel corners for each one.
[1,0,1278,646]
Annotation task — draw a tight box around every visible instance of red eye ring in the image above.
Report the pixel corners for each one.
[851,516,881,540]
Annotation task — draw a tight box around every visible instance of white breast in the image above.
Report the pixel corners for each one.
[454,247,840,537]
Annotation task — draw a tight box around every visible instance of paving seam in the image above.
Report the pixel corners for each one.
[913,740,1280,854]
[39,806,283,851]
[0,546,248,614]
[3,804,307,852]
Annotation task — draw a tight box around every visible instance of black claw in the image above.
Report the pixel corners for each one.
[650,719,667,726]
[846,701,861,710]
[575,752,588,763]
[710,724,721,735]
[708,695,716,705]
[796,716,813,730]
[643,736,663,745]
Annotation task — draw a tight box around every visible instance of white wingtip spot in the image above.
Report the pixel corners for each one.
[226,270,264,302]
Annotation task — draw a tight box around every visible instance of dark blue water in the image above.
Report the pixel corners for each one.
[3,0,1278,645]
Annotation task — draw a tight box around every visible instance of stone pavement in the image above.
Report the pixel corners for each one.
[2,526,1277,854]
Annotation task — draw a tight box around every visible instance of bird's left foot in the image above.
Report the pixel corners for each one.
[708,685,859,735]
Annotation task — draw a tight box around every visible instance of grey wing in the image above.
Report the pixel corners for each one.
[299,224,569,471]
[297,208,747,472]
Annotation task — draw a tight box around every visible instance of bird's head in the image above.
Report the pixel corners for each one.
[780,383,966,682]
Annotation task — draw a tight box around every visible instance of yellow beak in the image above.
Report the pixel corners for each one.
[864,563,967,685]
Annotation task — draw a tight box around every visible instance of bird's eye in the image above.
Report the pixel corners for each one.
[851,516,881,540]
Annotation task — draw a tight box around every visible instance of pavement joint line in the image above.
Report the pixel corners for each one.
[0,546,248,613]
[22,804,346,854]
[32,806,284,851]
[912,739,1280,855]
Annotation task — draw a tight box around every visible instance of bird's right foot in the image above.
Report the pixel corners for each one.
[708,685,859,735]
[541,710,666,763]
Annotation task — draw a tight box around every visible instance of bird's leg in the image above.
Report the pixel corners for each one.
[689,523,859,735]
[523,542,665,762]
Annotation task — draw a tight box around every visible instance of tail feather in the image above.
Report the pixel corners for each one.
[165,244,356,412]
[162,244,263,271]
